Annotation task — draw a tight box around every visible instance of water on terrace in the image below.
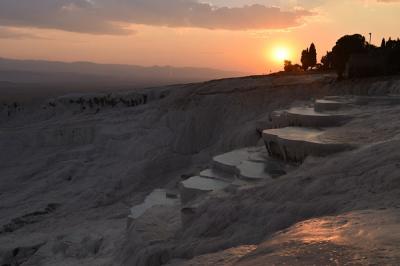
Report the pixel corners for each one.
[181,176,230,191]
[130,189,179,219]
[287,106,346,116]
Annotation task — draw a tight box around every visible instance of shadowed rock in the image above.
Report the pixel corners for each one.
[286,107,352,127]
[262,127,354,163]
[314,99,353,112]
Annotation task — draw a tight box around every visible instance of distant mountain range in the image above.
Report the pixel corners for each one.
[0,58,243,86]
[0,57,245,101]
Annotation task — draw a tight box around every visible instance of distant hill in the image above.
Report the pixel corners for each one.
[0,57,245,101]
[0,58,243,86]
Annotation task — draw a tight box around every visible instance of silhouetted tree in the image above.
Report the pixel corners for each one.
[386,37,400,49]
[381,38,386,48]
[301,48,310,70]
[332,34,367,78]
[300,43,317,70]
[283,60,302,72]
[321,51,333,70]
[284,60,292,72]
[384,37,400,73]
[309,43,317,68]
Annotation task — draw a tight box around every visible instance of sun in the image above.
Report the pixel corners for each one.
[273,47,290,62]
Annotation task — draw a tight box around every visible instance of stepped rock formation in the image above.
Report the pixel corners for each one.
[1,73,400,265]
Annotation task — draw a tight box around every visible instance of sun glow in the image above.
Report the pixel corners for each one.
[273,47,290,62]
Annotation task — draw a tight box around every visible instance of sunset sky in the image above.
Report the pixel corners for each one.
[0,0,399,73]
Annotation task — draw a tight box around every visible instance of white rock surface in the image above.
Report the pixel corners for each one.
[1,73,400,265]
[181,176,230,191]
[235,161,271,181]
[212,149,250,174]
[286,106,351,127]
[179,176,230,204]
[314,99,352,112]
[263,127,354,162]
[128,189,179,222]
[355,95,400,105]
[255,110,290,132]
[199,169,233,182]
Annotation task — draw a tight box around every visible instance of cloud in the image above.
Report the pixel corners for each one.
[0,27,48,39]
[207,0,325,9]
[0,0,132,35]
[0,0,314,35]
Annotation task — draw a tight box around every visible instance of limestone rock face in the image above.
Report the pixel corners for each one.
[235,161,273,181]
[122,205,181,266]
[199,169,233,182]
[286,107,352,127]
[255,110,290,132]
[235,209,400,266]
[168,209,400,266]
[179,176,230,204]
[128,189,180,227]
[0,243,45,266]
[355,95,400,105]
[314,99,352,112]
[212,149,251,174]
[263,127,354,162]
[2,73,400,265]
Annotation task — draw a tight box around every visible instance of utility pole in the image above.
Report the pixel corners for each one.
[369,33,372,44]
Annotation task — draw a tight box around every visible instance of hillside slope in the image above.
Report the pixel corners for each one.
[1,73,400,265]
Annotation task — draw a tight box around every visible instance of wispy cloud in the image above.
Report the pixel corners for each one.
[0,0,315,35]
[0,26,48,39]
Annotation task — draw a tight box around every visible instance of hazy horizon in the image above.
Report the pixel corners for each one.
[0,56,245,101]
[0,1,399,74]
[0,55,245,73]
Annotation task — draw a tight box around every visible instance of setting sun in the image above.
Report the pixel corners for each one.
[273,47,290,62]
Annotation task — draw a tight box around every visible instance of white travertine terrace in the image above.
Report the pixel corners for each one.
[286,107,351,127]
[181,176,230,191]
[179,176,230,204]
[355,95,400,105]
[3,72,400,265]
[262,127,354,162]
[199,168,233,182]
[128,189,180,226]
[236,161,271,181]
[255,110,290,131]
[212,149,251,174]
[314,99,351,112]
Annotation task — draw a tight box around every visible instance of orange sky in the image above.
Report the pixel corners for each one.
[0,0,399,73]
